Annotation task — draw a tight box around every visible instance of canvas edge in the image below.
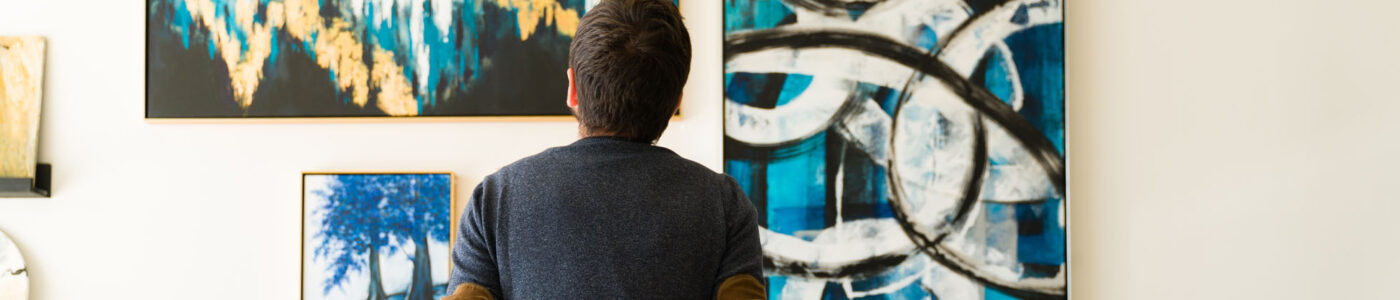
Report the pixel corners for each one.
[1060,0,1072,297]
[24,36,45,181]
[143,114,684,123]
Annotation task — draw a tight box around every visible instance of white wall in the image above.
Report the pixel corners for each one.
[1068,0,1400,298]
[0,0,1396,299]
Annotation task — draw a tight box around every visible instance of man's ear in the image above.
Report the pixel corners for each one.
[674,92,683,115]
[567,68,579,109]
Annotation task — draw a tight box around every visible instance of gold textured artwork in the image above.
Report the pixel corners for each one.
[0,36,44,178]
[495,0,582,41]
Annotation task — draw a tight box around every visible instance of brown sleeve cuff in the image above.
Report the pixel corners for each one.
[441,283,495,300]
[716,274,766,300]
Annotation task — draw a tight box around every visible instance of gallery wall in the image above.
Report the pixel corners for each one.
[0,0,1395,299]
[1066,0,1400,298]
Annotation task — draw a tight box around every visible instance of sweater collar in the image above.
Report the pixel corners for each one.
[573,136,654,146]
[569,136,676,155]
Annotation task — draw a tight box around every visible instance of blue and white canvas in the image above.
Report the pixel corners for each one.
[723,0,1065,299]
[146,0,679,118]
[303,173,454,300]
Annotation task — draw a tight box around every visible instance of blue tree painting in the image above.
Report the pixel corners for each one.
[303,173,453,300]
[724,0,1066,299]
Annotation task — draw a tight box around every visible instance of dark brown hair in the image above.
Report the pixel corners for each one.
[569,0,691,142]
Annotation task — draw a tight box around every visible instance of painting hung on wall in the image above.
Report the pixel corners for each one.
[302,172,454,300]
[0,36,45,179]
[723,0,1066,299]
[147,0,675,119]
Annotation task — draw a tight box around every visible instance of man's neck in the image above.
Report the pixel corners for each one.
[578,127,652,144]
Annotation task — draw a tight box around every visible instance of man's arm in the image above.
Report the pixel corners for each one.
[715,176,765,299]
[447,180,503,299]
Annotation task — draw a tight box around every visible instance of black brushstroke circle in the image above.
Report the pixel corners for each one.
[724,28,1068,298]
[723,28,1066,205]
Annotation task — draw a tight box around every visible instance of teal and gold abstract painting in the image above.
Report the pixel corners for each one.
[723,0,1066,299]
[302,172,454,300]
[147,0,675,119]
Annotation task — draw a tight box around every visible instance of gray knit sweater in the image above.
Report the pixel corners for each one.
[449,137,764,299]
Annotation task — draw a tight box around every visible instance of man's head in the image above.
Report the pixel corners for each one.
[567,0,690,143]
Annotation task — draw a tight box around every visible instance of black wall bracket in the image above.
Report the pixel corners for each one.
[0,163,51,197]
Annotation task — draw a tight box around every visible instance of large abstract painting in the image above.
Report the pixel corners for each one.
[302,172,454,300]
[0,37,44,179]
[723,0,1065,299]
[147,0,672,119]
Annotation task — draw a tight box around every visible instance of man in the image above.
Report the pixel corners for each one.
[444,0,765,299]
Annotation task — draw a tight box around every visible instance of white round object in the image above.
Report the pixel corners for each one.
[0,229,27,300]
